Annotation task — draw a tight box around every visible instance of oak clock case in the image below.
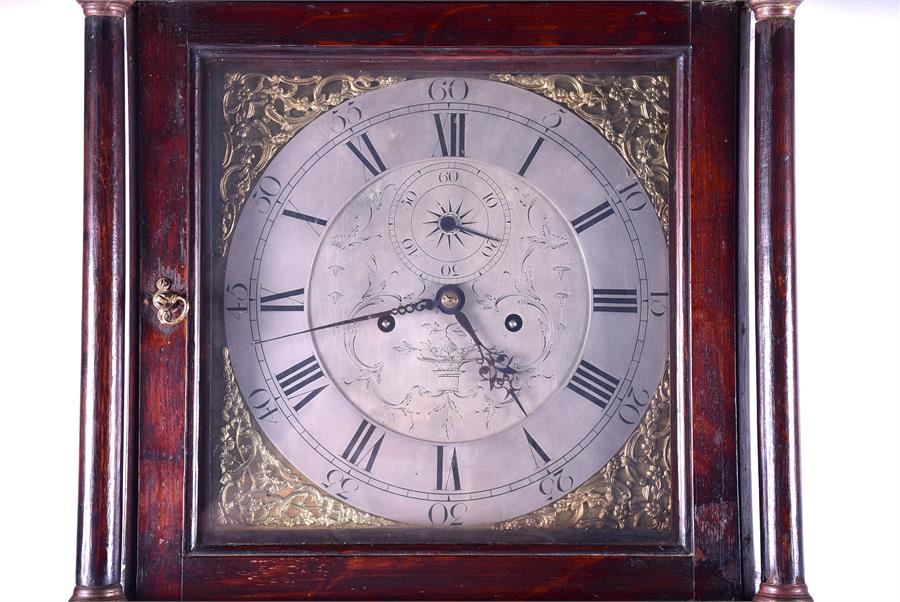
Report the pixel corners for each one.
[199,66,675,544]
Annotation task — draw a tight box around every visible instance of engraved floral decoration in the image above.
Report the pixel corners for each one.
[493,74,670,242]
[219,73,404,254]
[217,73,672,531]
[496,361,671,530]
[218,348,394,527]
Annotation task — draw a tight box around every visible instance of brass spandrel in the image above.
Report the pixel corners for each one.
[219,74,405,255]
[492,74,670,244]
[218,348,395,527]
[494,361,671,530]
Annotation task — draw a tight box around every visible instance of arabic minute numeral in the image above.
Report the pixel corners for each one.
[322,469,359,500]
[250,175,282,214]
[330,101,362,133]
[247,388,279,423]
[542,108,565,128]
[438,169,459,183]
[401,189,418,208]
[618,181,648,211]
[618,386,651,425]
[538,469,573,501]
[401,238,420,256]
[650,292,669,316]
[427,502,467,526]
[428,78,469,102]
[225,282,249,320]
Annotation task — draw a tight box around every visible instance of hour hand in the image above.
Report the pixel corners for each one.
[436,285,526,416]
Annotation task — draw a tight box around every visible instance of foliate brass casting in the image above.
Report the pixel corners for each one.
[215,72,672,531]
[218,348,395,527]
[219,74,405,255]
[495,361,671,530]
[151,277,189,326]
[493,74,670,244]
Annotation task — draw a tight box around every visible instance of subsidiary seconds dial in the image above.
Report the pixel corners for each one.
[389,161,511,283]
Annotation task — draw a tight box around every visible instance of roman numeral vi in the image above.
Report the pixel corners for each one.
[435,445,462,491]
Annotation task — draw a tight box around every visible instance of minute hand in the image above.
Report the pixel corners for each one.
[258,298,433,343]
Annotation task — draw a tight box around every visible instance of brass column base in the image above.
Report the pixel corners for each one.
[754,582,814,602]
[69,584,127,601]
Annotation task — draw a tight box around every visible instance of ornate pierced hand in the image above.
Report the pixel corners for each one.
[437,286,526,415]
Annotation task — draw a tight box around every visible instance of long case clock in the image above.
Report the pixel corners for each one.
[70,1,812,600]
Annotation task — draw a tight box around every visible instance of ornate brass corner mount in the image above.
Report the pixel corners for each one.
[76,0,135,18]
[219,73,405,255]
[747,0,803,20]
[493,73,670,245]
[218,348,394,528]
[151,277,189,326]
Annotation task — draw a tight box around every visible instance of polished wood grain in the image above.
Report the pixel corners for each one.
[687,4,749,599]
[72,10,129,602]
[752,10,813,602]
[115,1,752,599]
[129,2,189,599]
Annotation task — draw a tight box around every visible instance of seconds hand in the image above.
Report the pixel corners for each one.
[257,298,434,343]
[456,225,501,243]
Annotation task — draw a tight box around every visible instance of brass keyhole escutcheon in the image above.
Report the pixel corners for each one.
[152,277,189,326]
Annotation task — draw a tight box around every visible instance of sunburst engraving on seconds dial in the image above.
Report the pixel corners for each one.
[389,161,511,283]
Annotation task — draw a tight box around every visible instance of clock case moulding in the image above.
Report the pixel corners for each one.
[70,1,811,600]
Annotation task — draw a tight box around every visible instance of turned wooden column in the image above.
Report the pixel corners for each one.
[748,1,812,601]
[71,1,134,601]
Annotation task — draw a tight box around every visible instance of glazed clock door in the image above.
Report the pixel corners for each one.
[218,75,670,528]
[194,62,678,548]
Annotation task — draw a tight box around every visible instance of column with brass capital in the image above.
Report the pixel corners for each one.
[71,1,134,601]
[748,1,813,601]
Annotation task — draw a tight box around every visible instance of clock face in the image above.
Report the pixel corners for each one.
[223,76,669,526]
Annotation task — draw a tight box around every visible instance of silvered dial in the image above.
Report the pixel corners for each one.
[223,76,669,526]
